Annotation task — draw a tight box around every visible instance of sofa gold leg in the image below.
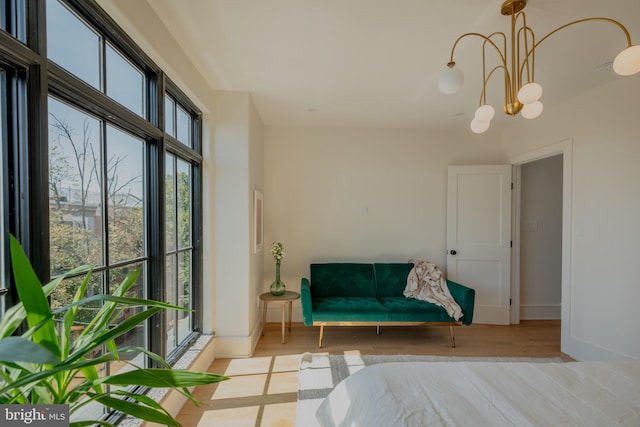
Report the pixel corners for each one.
[376,325,380,335]
[319,325,324,348]
[449,325,456,348]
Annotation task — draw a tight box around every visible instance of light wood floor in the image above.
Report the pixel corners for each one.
[175,320,571,427]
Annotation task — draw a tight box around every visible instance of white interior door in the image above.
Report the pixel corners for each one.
[447,165,512,325]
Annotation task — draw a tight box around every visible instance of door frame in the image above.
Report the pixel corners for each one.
[509,138,573,352]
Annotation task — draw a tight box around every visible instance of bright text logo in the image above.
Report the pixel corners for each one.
[1,405,69,427]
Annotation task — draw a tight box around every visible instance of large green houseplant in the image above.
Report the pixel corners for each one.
[0,235,227,427]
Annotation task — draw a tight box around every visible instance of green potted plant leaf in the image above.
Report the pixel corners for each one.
[0,235,227,427]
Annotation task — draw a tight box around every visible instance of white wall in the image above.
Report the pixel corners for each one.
[211,91,263,357]
[520,155,563,320]
[503,76,640,361]
[263,126,505,320]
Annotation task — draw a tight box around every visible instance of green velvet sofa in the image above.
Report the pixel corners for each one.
[300,263,475,347]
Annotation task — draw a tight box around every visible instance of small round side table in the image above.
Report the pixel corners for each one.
[260,291,300,344]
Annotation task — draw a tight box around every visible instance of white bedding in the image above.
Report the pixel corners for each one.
[315,361,640,427]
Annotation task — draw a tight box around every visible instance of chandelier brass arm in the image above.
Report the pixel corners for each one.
[446,32,508,68]
[519,17,635,82]
[437,0,640,134]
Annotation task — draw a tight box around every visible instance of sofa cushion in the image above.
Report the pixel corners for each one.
[379,297,457,322]
[374,263,413,297]
[312,297,389,322]
[310,263,376,297]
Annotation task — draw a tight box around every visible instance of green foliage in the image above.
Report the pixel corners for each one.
[0,235,228,427]
[49,208,101,275]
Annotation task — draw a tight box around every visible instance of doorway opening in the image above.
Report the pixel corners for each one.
[516,155,563,321]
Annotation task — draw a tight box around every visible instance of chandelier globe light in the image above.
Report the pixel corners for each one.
[470,117,491,134]
[517,82,542,104]
[521,101,543,120]
[437,66,464,94]
[613,45,640,75]
[475,104,495,122]
[438,0,640,134]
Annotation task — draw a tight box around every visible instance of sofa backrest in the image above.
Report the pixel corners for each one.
[310,263,376,297]
[374,263,413,297]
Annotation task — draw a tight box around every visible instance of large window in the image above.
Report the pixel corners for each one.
[1,0,203,420]
[48,97,146,273]
[48,97,148,368]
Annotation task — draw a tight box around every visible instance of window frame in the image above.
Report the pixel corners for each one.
[0,65,10,314]
[0,0,204,397]
[0,50,37,308]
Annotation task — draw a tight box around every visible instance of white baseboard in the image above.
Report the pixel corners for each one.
[213,335,254,358]
[213,317,263,358]
[520,303,561,320]
[563,334,637,362]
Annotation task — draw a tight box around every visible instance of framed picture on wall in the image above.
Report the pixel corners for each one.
[254,189,263,253]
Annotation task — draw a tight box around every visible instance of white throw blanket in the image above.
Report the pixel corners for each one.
[403,259,463,321]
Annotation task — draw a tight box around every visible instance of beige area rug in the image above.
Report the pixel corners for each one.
[295,353,564,427]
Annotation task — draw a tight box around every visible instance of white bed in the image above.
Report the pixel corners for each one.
[314,361,640,427]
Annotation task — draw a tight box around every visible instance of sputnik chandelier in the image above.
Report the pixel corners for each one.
[438,0,640,134]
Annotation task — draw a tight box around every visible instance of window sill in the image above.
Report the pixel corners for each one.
[117,334,215,426]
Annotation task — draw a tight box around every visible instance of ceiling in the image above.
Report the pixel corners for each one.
[143,0,640,132]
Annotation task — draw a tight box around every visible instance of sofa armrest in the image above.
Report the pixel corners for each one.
[446,280,475,325]
[300,277,313,326]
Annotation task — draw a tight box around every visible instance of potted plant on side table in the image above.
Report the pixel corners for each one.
[269,242,286,296]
